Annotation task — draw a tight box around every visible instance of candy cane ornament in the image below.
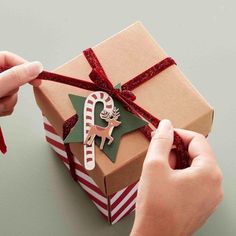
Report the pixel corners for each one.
[83,91,121,170]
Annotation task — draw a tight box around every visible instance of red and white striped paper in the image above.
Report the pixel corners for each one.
[43,116,138,224]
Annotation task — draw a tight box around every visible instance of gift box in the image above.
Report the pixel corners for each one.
[34,22,213,224]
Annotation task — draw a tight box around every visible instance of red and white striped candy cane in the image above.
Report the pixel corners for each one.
[83,91,114,170]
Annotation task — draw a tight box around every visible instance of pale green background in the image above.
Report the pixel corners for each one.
[0,1,235,235]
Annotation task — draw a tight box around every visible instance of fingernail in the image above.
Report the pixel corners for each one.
[157,119,172,135]
[26,61,43,77]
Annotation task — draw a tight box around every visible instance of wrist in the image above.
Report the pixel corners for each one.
[130,213,192,236]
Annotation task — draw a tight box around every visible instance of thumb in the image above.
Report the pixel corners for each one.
[145,119,174,166]
[0,61,43,97]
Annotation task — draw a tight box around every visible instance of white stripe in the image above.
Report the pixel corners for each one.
[93,202,108,217]
[45,131,64,144]
[75,168,98,187]
[79,182,107,204]
[111,183,138,216]
[86,103,93,110]
[112,198,136,224]
[73,156,81,165]
[64,163,70,169]
[45,128,82,168]
[43,116,51,125]
[110,186,127,205]
[49,142,68,158]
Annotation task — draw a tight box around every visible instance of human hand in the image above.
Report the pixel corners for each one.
[130,120,223,236]
[0,51,43,116]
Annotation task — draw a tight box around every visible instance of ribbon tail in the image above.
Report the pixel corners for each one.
[123,99,190,169]
[0,127,7,154]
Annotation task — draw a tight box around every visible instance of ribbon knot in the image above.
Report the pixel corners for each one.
[89,68,136,103]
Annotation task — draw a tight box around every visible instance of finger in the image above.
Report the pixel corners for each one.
[0,61,43,97]
[0,109,15,117]
[0,93,18,115]
[1,88,19,98]
[0,51,26,67]
[29,79,42,87]
[145,119,174,166]
[175,128,215,165]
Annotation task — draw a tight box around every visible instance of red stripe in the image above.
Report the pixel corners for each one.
[111,181,138,210]
[109,192,117,199]
[88,100,93,105]
[55,152,69,164]
[76,175,105,197]
[106,104,112,109]
[87,157,93,162]
[115,203,135,223]
[98,210,109,221]
[78,182,107,210]
[74,161,88,175]
[84,192,107,210]
[46,136,65,151]
[92,94,97,99]
[100,92,104,99]
[44,123,58,135]
[86,107,92,112]
[105,97,110,102]
[86,115,92,120]
[111,190,137,222]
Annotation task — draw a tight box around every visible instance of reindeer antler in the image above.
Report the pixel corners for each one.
[100,107,120,121]
[100,110,111,121]
[111,107,120,120]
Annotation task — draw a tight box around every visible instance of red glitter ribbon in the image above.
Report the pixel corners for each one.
[0,48,190,178]
[0,126,7,154]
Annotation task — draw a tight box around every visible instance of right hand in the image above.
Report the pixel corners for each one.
[131,119,223,236]
[0,51,43,116]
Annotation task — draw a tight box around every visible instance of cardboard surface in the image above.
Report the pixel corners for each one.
[34,22,213,195]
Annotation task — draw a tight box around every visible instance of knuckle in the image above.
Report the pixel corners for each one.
[219,189,224,202]
[220,189,225,201]
[152,134,171,142]
[210,168,223,185]
[10,67,20,80]
[144,158,166,170]
[3,96,17,110]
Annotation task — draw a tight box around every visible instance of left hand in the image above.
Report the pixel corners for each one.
[0,51,43,116]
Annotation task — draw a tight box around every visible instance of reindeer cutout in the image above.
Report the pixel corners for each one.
[84,107,121,150]
[83,91,121,170]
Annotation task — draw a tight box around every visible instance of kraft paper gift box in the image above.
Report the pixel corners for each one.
[34,22,214,224]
